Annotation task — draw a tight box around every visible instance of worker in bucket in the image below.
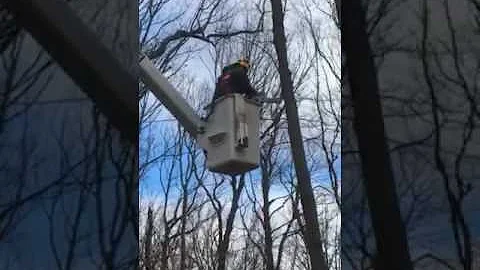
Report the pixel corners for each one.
[212,57,258,101]
[204,58,259,118]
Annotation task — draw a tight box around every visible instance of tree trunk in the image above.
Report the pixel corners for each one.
[261,171,275,270]
[180,191,188,270]
[342,2,413,269]
[269,0,328,269]
[217,175,245,270]
[144,207,154,270]
[161,230,170,270]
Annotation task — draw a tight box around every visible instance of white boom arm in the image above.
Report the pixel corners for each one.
[139,54,206,137]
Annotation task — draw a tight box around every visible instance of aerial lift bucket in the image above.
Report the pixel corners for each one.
[198,94,261,175]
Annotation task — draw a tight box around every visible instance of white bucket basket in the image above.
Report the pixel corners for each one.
[198,94,260,175]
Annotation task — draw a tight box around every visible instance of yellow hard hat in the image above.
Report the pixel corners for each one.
[237,57,250,69]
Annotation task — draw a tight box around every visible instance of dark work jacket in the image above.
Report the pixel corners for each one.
[212,63,256,101]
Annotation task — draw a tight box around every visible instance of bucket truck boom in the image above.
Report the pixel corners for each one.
[139,54,205,138]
